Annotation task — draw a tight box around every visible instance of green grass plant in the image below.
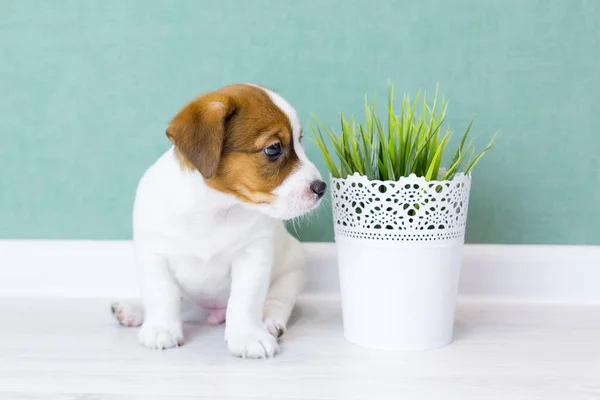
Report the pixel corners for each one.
[311,83,497,181]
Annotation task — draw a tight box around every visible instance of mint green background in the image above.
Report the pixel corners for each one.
[1,0,599,244]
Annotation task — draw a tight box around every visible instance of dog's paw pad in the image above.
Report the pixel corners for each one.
[264,319,286,339]
[111,302,143,327]
[226,329,280,359]
[138,324,184,350]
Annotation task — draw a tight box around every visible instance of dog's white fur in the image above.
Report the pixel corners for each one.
[112,85,323,358]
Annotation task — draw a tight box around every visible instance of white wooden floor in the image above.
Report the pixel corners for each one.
[0,296,599,400]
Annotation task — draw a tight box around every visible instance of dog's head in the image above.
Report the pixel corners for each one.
[166,84,325,220]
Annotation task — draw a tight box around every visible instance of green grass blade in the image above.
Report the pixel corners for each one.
[314,115,353,177]
[346,117,364,175]
[359,124,375,179]
[402,91,420,175]
[397,95,408,176]
[407,115,446,175]
[442,141,472,180]
[385,105,397,167]
[451,117,474,167]
[375,115,395,180]
[340,114,356,172]
[464,131,498,174]
[425,130,452,181]
[327,128,353,177]
[309,123,340,178]
[388,82,395,166]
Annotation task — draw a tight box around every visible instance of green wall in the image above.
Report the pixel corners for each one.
[1,0,599,244]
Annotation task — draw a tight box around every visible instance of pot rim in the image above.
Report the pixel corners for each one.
[330,172,471,186]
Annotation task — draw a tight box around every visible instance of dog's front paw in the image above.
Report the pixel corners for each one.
[138,323,184,350]
[226,327,280,359]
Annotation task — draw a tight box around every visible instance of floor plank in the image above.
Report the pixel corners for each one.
[0,296,598,399]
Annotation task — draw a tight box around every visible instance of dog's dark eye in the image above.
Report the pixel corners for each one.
[264,143,282,161]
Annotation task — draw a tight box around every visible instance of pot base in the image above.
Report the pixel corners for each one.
[337,237,462,351]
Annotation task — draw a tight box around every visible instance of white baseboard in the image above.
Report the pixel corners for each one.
[0,241,598,304]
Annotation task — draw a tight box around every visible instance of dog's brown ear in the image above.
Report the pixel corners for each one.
[166,93,235,179]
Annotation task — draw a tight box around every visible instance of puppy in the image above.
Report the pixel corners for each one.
[111,84,326,358]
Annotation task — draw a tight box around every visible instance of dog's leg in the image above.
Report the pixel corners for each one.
[263,237,306,338]
[225,241,279,359]
[136,250,184,350]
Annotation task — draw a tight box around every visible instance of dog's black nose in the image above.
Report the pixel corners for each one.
[310,180,327,198]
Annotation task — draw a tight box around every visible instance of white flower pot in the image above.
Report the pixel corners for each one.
[331,172,472,351]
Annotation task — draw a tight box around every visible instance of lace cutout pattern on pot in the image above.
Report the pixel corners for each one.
[331,173,472,243]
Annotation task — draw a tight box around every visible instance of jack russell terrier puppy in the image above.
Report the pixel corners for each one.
[111,83,326,359]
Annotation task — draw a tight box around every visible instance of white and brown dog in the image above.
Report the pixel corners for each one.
[111,84,325,358]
